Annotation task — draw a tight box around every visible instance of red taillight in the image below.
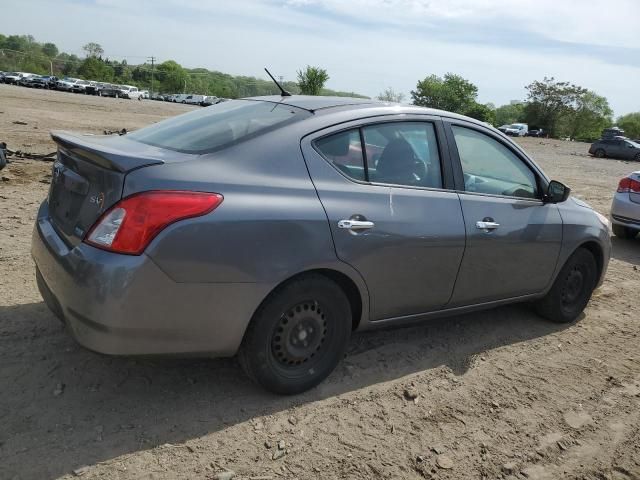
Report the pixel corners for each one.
[85,191,223,255]
[617,177,640,193]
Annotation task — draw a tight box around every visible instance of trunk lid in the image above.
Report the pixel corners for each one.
[47,131,182,246]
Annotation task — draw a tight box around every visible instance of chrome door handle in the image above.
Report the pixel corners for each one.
[476,221,500,230]
[338,219,375,231]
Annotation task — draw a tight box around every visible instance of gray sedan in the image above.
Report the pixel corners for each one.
[32,96,611,394]
[611,171,640,239]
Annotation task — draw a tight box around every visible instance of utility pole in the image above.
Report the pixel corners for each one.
[147,56,156,96]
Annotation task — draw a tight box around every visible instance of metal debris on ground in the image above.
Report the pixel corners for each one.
[0,141,56,165]
[103,128,127,136]
[0,142,6,171]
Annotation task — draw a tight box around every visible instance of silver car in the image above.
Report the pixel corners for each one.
[32,96,611,394]
[611,171,640,239]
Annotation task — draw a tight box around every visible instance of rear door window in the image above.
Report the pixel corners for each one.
[128,100,311,154]
[363,122,442,188]
[314,130,366,181]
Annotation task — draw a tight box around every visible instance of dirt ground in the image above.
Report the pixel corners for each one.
[1,84,639,480]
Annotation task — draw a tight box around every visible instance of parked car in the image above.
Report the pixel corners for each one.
[151,93,165,101]
[201,95,220,106]
[526,128,546,138]
[27,75,58,89]
[589,138,640,161]
[504,123,529,137]
[172,93,190,103]
[610,171,640,239]
[119,85,142,99]
[140,90,150,99]
[71,80,91,94]
[184,94,206,105]
[16,73,38,86]
[86,82,110,95]
[2,72,23,84]
[56,77,82,92]
[32,96,611,394]
[98,84,124,98]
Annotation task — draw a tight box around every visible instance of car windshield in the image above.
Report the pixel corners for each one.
[509,124,524,129]
[129,99,312,154]
[626,140,640,148]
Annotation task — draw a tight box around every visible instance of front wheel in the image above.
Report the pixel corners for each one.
[634,153,640,162]
[594,149,606,158]
[238,274,352,395]
[535,248,598,323]
[613,224,638,239]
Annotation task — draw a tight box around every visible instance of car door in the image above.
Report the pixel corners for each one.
[444,121,563,306]
[301,117,466,321]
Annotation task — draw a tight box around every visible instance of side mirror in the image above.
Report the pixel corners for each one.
[544,180,571,203]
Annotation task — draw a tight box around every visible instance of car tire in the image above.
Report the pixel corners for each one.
[594,149,606,158]
[535,248,598,323]
[238,274,352,395]
[612,224,638,239]
[634,153,640,162]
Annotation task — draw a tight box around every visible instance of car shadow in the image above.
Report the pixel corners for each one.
[0,301,570,479]
[611,235,640,266]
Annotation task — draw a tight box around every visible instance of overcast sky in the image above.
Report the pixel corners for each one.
[4,0,640,116]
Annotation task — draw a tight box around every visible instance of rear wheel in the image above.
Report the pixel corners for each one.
[613,224,638,239]
[535,248,598,323]
[238,274,352,395]
[634,152,640,162]
[594,149,606,158]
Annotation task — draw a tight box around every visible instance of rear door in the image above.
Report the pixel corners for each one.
[444,121,562,306]
[301,116,466,321]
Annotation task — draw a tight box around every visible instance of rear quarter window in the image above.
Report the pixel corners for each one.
[128,100,311,154]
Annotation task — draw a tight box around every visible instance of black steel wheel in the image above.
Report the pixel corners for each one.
[239,274,352,395]
[535,248,597,323]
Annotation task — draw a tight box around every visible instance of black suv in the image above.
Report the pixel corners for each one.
[589,138,640,161]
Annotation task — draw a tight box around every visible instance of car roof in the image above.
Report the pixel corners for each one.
[244,95,496,130]
[247,95,382,112]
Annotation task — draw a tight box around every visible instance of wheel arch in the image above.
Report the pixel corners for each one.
[248,268,367,334]
[577,240,604,282]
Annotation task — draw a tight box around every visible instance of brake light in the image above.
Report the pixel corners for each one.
[85,191,223,255]
[617,177,640,193]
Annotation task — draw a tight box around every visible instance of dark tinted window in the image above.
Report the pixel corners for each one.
[129,100,311,154]
[314,130,366,181]
[452,126,538,199]
[363,122,442,188]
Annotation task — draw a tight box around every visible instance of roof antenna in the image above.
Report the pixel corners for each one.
[265,68,291,97]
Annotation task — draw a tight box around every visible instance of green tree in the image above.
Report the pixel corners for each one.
[495,103,525,126]
[616,112,640,139]
[77,56,113,81]
[523,77,586,137]
[82,42,104,58]
[157,60,188,93]
[42,42,58,58]
[377,87,405,103]
[466,102,495,124]
[297,66,329,95]
[411,73,478,114]
[563,91,612,141]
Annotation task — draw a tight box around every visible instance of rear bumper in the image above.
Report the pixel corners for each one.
[611,193,640,231]
[31,202,269,357]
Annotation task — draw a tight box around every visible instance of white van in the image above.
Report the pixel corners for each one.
[184,94,207,105]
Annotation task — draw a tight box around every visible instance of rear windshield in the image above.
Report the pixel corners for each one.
[128,100,311,154]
